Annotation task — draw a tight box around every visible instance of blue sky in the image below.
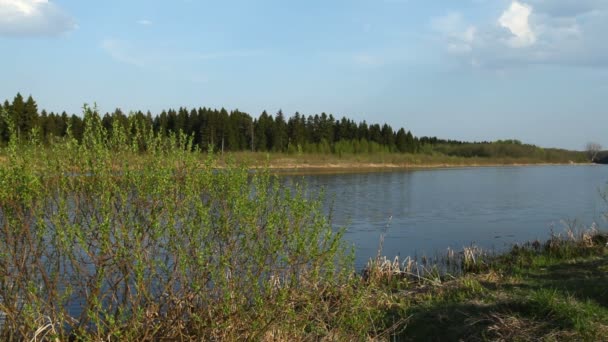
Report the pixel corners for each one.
[1,0,607,150]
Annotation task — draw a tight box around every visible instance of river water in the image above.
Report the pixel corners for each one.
[284,165,608,268]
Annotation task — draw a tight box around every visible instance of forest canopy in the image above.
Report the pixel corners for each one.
[0,93,585,161]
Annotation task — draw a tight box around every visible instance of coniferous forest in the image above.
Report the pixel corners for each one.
[0,93,588,161]
[0,93,418,154]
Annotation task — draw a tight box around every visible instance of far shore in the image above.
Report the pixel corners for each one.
[244,160,597,174]
[1,150,599,174]
[219,151,595,174]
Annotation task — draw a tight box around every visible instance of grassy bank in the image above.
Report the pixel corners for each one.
[219,151,590,172]
[367,227,608,341]
[1,149,593,175]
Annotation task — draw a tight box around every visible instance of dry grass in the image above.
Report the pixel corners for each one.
[220,151,591,173]
[362,226,608,341]
[478,312,574,342]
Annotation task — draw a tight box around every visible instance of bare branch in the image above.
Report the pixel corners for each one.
[585,142,602,162]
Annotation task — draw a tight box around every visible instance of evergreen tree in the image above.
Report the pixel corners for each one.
[380,124,395,151]
[358,121,369,141]
[10,93,25,139]
[0,100,8,143]
[23,95,39,137]
[273,110,288,152]
[318,113,334,144]
[288,112,306,149]
[255,111,272,151]
[0,92,423,155]
[59,112,69,137]
[69,114,84,141]
[406,131,416,153]
[369,124,381,144]
[395,128,407,153]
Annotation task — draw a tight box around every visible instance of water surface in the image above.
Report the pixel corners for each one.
[285,165,608,268]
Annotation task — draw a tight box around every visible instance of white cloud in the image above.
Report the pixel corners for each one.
[499,1,536,47]
[0,0,75,36]
[137,19,152,26]
[432,0,608,68]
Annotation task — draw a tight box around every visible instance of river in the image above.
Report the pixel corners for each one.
[283,165,608,268]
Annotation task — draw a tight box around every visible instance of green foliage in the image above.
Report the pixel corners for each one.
[0,106,378,340]
[430,141,587,162]
[1,93,423,155]
[0,93,589,163]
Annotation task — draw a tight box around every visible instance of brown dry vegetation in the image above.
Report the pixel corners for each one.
[364,227,608,341]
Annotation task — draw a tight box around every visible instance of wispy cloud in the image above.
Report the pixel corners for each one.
[136,19,152,26]
[0,0,76,36]
[100,38,265,70]
[431,12,477,54]
[100,39,145,67]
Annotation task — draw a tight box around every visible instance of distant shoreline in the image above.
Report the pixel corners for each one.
[1,151,598,174]
[248,160,598,174]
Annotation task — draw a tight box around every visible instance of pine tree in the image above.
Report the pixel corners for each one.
[358,121,369,141]
[273,110,288,152]
[395,128,408,153]
[255,111,272,151]
[0,100,9,143]
[23,95,39,138]
[288,112,306,148]
[0,92,423,155]
[10,93,25,139]
[381,124,395,151]
[69,114,84,141]
[406,131,416,153]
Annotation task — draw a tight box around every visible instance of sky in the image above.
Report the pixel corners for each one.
[1,0,607,150]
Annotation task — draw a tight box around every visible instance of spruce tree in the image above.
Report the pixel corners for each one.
[273,110,288,152]
[23,95,39,137]
[10,93,25,139]
[396,128,407,153]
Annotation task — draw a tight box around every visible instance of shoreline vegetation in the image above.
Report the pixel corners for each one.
[0,149,596,172]
[366,225,608,341]
[1,106,606,340]
[0,93,594,167]
[222,152,594,173]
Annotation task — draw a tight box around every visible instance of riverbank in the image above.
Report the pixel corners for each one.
[368,228,608,341]
[1,152,594,176]
[220,151,592,173]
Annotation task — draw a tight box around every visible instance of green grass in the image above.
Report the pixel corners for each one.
[368,230,608,341]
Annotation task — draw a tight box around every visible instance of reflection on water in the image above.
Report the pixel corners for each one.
[283,165,608,268]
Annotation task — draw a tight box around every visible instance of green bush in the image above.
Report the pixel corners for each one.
[0,107,376,340]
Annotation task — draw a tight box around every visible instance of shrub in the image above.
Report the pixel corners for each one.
[0,107,376,340]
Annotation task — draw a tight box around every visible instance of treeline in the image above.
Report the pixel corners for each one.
[0,93,419,154]
[432,142,586,162]
[0,93,586,161]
